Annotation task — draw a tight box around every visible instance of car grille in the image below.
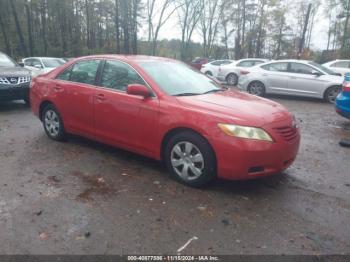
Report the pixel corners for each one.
[273,126,298,142]
[0,76,31,85]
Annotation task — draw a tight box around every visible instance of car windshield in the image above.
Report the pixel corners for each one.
[42,58,66,68]
[0,53,17,67]
[139,61,223,96]
[308,62,338,75]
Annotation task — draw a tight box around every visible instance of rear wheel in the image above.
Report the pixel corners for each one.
[226,73,238,86]
[247,81,266,97]
[324,86,341,103]
[42,104,66,141]
[164,131,216,187]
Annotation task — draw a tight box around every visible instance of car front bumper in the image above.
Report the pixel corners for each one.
[0,83,30,101]
[210,119,301,180]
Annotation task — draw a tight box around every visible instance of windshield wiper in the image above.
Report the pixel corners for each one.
[202,89,226,94]
[174,92,201,96]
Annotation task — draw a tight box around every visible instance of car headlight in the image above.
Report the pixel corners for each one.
[218,123,273,142]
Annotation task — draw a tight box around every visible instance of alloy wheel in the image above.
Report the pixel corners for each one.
[170,141,204,181]
[327,86,340,103]
[44,110,60,137]
[248,82,265,96]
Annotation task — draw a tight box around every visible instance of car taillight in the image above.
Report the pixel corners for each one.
[240,70,250,75]
[343,82,350,92]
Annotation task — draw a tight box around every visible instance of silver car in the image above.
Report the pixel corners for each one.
[22,57,66,76]
[238,60,343,103]
[217,58,269,86]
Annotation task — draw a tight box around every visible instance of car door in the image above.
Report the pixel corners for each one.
[54,59,101,137]
[260,62,289,94]
[287,62,326,97]
[93,60,159,156]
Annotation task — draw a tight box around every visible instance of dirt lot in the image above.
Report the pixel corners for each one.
[0,94,350,255]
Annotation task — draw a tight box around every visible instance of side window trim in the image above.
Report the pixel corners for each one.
[97,59,156,97]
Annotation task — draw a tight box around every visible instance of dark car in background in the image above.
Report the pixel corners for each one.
[0,52,32,104]
[189,57,211,70]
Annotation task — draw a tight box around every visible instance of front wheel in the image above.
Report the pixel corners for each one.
[164,131,216,187]
[324,86,341,103]
[42,104,66,141]
[247,81,266,97]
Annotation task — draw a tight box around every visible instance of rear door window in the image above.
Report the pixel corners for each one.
[69,60,101,85]
[261,62,288,72]
[332,61,350,68]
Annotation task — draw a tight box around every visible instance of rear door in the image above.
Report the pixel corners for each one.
[54,59,101,137]
[93,60,159,156]
[260,62,289,93]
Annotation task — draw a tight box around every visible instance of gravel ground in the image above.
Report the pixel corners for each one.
[0,94,349,255]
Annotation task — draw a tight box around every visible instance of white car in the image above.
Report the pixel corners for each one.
[323,60,350,76]
[217,58,269,85]
[22,57,66,76]
[200,60,234,77]
[238,60,343,103]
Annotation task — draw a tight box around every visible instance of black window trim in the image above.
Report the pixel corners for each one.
[55,59,102,86]
[96,59,157,98]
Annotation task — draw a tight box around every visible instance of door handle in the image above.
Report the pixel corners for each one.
[95,94,106,102]
[53,85,63,92]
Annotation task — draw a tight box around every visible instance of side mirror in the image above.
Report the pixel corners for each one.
[311,70,321,77]
[126,84,151,98]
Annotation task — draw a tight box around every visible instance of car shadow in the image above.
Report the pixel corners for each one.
[64,133,292,195]
[263,94,328,104]
[0,100,29,112]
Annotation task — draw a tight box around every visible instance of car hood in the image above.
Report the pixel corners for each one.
[0,66,31,77]
[176,90,291,127]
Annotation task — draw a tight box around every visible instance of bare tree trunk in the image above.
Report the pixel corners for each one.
[342,0,350,51]
[25,0,34,56]
[115,0,120,53]
[10,0,28,57]
[298,3,311,58]
[0,8,12,56]
[40,0,48,55]
[85,0,91,49]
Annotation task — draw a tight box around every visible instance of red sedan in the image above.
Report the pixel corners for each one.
[30,55,300,187]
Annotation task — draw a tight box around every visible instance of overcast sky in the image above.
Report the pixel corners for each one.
[139,0,329,51]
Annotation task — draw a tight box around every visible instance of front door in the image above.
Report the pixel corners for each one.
[93,60,159,156]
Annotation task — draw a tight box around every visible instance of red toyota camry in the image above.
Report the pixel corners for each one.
[30,55,300,187]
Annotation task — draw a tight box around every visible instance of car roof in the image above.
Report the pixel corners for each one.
[72,55,179,64]
[24,57,63,60]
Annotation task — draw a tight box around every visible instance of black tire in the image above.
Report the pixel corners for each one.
[164,131,216,187]
[205,71,213,76]
[23,98,30,106]
[226,73,238,86]
[42,104,66,141]
[324,86,341,103]
[247,81,266,97]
